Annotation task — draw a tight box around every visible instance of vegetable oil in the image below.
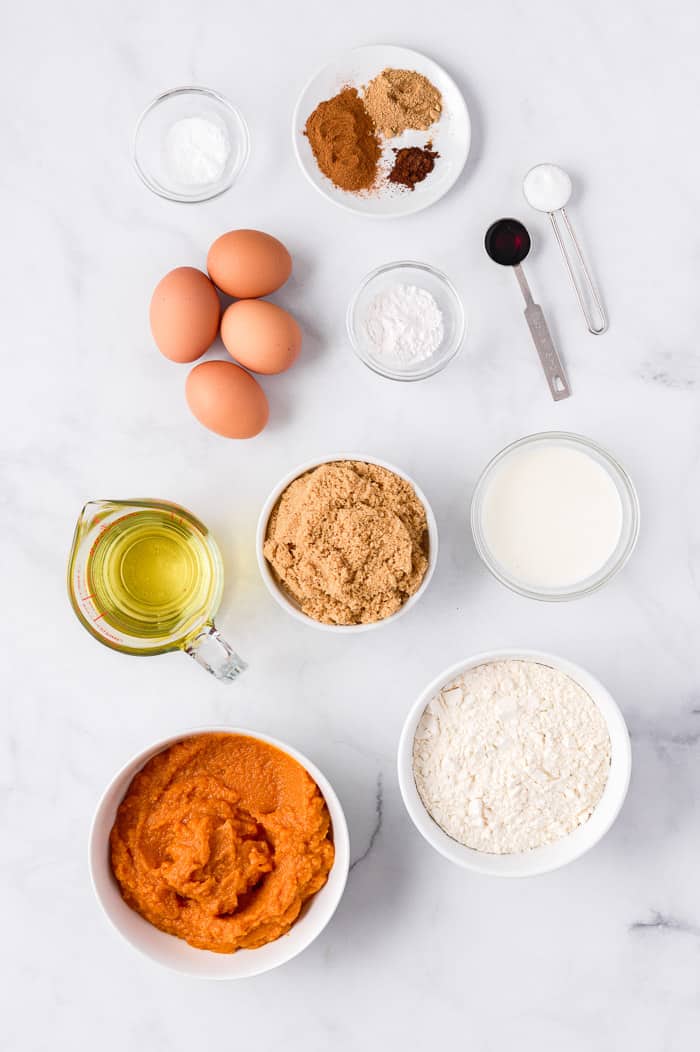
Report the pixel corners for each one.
[84,505,222,647]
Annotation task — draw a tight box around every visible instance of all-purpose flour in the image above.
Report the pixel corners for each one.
[413,660,611,854]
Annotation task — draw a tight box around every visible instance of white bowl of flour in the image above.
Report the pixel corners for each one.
[397,650,631,877]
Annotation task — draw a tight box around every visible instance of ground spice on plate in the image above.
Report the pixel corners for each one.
[362,68,442,138]
[388,145,439,190]
[304,87,381,192]
[263,460,429,625]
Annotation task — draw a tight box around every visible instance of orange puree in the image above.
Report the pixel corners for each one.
[110,733,335,953]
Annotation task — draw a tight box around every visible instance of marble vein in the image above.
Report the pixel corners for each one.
[638,350,699,389]
[629,911,700,939]
[349,772,383,872]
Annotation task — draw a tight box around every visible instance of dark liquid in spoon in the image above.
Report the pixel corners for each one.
[485,219,531,266]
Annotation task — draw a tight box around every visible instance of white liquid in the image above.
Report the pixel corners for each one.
[480,443,623,590]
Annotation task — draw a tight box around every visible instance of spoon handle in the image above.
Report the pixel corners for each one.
[524,303,572,400]
[513,265,571,401]
[550,209,607,335]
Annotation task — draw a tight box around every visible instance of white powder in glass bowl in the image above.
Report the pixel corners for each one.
[412,660,611,854]
[363,283,444,365]
[164,115,231,187]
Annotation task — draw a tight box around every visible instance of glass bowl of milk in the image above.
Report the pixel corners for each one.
[471,432,640,601]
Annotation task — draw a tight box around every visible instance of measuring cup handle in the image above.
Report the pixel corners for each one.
[184,625,246,683]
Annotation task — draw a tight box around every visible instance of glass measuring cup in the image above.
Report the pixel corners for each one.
[67,499,245,682]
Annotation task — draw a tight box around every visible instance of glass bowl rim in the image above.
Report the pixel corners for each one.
[132,85,250,203]
[470,431,641,602]
[346,260,466,382]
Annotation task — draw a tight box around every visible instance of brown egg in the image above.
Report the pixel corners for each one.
[150,267,220,363]
[221,300,302,375]
[185,360,268,438]
[207,230,292,299]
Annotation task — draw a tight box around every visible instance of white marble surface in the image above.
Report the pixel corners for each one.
[5,0,700,1048]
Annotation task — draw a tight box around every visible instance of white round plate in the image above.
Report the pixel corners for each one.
[292,45,471,218]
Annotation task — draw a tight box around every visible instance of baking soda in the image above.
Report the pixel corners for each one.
[164,116,230,187]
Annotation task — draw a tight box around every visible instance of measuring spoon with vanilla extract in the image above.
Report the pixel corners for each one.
[485,218,571,401]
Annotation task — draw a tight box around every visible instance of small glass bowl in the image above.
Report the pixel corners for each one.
[133,86,249,203]
[470,432,640,602]
[347,261,465,381]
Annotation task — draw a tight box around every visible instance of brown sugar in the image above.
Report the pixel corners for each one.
[263,461,430,625]
[304,87,381,193]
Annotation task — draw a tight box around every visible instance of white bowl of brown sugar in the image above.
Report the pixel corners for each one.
[256,455,439,632]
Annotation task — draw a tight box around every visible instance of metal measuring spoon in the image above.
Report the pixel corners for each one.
[485,218,571,401]
[523,163,607,335]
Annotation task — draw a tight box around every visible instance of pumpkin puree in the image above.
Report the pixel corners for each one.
[110,733,334,953]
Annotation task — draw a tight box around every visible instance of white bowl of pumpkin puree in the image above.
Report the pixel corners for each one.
[89,728,350,978]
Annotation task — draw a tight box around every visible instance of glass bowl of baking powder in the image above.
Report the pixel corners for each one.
[347,261,465,381]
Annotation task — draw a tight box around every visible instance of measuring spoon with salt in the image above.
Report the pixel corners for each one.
[485,218,571,401]
[523,163,607,335]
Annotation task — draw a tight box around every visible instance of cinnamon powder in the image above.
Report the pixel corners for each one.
[263,461,429,625]
[304,88,381,192]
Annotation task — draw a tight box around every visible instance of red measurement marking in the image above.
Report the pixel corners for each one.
[81,594,94,601]
[92,612,106,622]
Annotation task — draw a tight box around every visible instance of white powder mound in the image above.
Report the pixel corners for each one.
[363,283,444,365]
[413,660,611,854]
[165,116,230,187]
